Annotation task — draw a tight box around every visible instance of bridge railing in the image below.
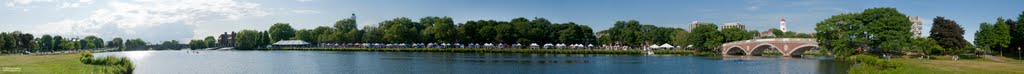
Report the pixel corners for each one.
[720,38,816,46]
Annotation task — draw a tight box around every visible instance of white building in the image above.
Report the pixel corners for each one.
[780,18,787,32]
[722,22,745,30]
[688,21,712,32]
[910,16,923,37]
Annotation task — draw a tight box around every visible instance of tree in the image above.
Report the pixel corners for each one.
[379,17,420,43]
[235,30,264,50]
[688,23,722,51]
[189,40,205,49]
[976,18,1012,54]
[292,29,316,44]
[124,38,146,50]
[929,16,968,54]
[814,7,912,57]
[421,16,459,43]
[268,23,295,43]
[204,36,216,47]
[816,13,866,57]
[109,38,123,48]
[721,27,752,42]
[53,36,64,50]
[861,8,913,51]
[83,36,103,49]
[40,35,53,51]
[670,29,689,48]
[910,37,944,56]
[334,18,358,32]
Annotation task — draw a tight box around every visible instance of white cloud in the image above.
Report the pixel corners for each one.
[290,9,320,14]
[34,0,268,42]
[6,0,93,9]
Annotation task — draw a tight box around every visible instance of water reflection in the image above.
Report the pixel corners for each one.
[94,50,850,74]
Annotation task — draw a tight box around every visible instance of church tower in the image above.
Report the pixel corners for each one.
[780,18,787,32]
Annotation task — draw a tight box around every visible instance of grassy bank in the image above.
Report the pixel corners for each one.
[0,52,133,74]
[262,48,718,56]
[847,55,1024,74]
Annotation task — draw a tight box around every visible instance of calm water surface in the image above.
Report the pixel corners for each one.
[94,50,849,74]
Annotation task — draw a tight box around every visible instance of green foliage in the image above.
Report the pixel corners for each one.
[79,52,134,74]
[124,38,147,50]
[235,30,268,50]
[976,18,1013,54]
[721,27,753,42]
[599,20,680,47]
[688,23,722,51]
[815,7,913,57]
[420,16,459,43]
[929,16,968,54]
[268,23,296,43]
[670,30,689,48]
[188,40,205,49]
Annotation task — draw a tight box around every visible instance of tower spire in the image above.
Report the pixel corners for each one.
[780,18,787,32]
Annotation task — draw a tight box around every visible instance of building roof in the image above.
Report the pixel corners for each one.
[272,40,310,45]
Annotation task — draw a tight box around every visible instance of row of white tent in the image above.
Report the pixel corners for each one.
[647,44,678,49]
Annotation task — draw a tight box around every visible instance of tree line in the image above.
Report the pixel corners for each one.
[974,11,1024,56]
[0,32,148,53]
[816,7,1024,58]
[203,16,811,50]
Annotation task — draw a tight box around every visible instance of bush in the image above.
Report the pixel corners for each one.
[80,52,134,74]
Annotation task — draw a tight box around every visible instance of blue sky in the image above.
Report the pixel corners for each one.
[1,0,1022,44]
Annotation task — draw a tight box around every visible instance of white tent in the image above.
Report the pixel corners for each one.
[529,43,539,47]
[587,44,594,47]
[659,44,674,48]
[648,45,660,48]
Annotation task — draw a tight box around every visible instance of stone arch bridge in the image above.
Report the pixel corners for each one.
[720,38,818,57]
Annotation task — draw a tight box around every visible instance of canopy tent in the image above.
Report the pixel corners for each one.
[272,40,310,46]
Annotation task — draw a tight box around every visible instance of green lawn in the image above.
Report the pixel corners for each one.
[0,53,127,74]
[851,56,1024,74]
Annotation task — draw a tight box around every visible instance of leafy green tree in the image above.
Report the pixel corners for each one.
[814,7,912,57]
[41,35,53,51]
[816,13,866,57]
[929,16,968,54]
[53,36,64,50]
[910,37,944,56]
[688,23,722,51]
[204,36,216,47]
[108,38,123,48]
[292,29,316,44]
[189,40,205,49]
[235,30,264,50]
[361,26,384,43]
[976,18,1012,54]
[421,16,459,43]
[671,29,689,48]
[124,38,146,50]
[721,27,752,42]
[379,17,420,43]
[335,18,358,32]
[268,23,295,43]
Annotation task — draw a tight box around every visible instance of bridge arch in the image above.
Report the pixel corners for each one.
[786,44,819,56]
[719,38,817,57]
[748,43,780,56]
[724,46,745,55]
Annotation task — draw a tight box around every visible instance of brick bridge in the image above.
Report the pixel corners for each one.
[720,38,818,57]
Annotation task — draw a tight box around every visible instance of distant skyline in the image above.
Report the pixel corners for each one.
[1,0,1022,43]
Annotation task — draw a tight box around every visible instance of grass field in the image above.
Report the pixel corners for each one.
[0,53,130,74]
[849,55,1024,74]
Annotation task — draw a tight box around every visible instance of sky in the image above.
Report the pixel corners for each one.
[0,0,1022,44]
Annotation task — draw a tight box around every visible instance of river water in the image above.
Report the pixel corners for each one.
[94,50,849,74]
